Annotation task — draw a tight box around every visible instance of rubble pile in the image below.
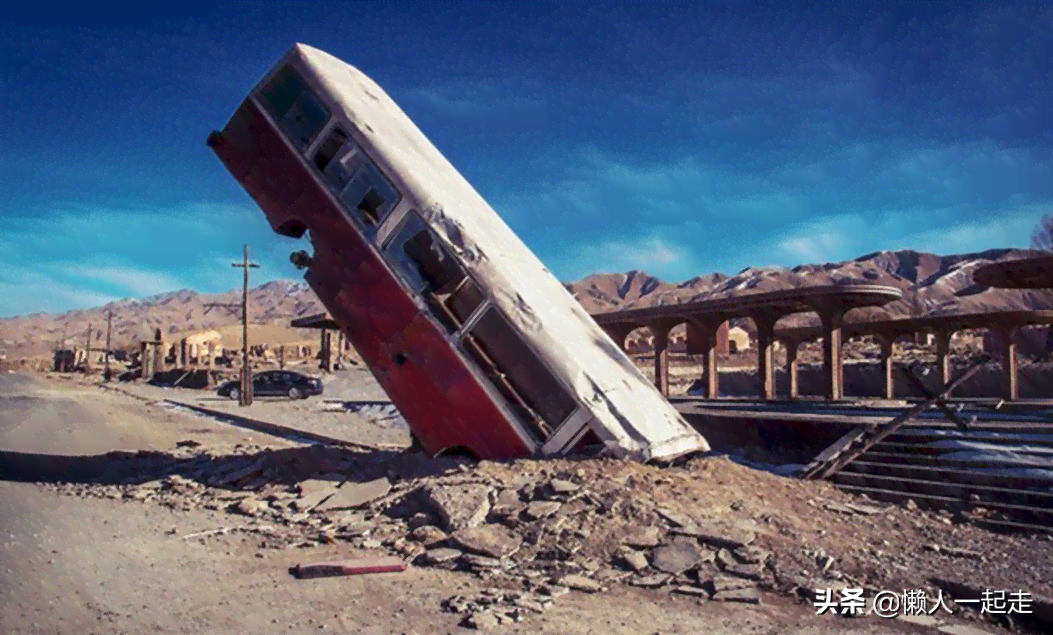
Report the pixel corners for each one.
[45,443,1053,630]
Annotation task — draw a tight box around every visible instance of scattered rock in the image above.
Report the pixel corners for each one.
[674,519,756,550]
[619,548,650,572]
[409,525,447,546]
[733,546,770,565]
[523,501,562,521]
[464,611,500,630]
[232,498,268,517]
[425,484,492,532]
[651,540,705,575]
[313,477,391,512]
[712,587,761,604]
[923,544,983,560]
[548,479,578,495]
[557,574,604,593]
[407,512,436,530]
[623,526,662,549]
[671,585,710,596]
[451,525,523,559]
[709,574,755,593]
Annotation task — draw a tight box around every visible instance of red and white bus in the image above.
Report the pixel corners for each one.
[207,44,709,462]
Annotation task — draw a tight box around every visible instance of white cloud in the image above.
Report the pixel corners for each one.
[555,234,695,280]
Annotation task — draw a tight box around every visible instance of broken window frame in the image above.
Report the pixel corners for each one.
[257,65,330,152]
[381,210,581,445]
[307,125,403,238]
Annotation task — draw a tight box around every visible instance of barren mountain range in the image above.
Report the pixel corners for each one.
[2,248,1050,360]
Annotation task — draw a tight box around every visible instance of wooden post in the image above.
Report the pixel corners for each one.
[278,345,285,369]
[232,244,260,406]
[104,311,113,381]
[84,324,93,372]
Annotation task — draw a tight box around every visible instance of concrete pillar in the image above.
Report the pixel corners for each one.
[687,320,721,399]
[336,332,344,367]
[179,338,188,367]
[993,325,1020,401]
[649,324,671,397]
[820,309,845,400]
[784,339,800,399]
[934,330,953,391]
[321,329,333,373]
[877,334,895,399]
[153,342,164,377]
[753,316,777,401]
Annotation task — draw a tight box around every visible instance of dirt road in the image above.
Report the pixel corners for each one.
[0,373,1001,635]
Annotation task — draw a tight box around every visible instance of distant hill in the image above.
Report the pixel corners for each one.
[2,248,1050,359]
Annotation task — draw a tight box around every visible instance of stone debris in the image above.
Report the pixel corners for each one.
[425,483,491,532]
[451,525,523,559]
[43,438,1050,632]
[556,574,604,593]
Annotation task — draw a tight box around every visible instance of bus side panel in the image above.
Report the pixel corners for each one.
[211,100,533,460]
[381,313,533,459]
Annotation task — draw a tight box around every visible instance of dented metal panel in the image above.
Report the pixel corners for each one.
[211,43,710,462]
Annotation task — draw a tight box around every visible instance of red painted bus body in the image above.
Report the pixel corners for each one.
[208,44,710,462]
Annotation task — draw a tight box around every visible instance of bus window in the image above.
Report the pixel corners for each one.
[312,127,349,172]
[258,65,329,151]
[461,306,578,439]
[339,161,401,228]
[384,212,485,333]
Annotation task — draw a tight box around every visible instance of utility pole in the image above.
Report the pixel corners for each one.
[104,311,113,381]
[84,324,93,372]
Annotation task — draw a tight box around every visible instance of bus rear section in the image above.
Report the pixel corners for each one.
[207,43,710,463]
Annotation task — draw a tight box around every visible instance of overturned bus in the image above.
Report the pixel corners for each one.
[207,43,709,462]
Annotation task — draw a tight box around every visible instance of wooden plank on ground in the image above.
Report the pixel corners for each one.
[291,556,406,579]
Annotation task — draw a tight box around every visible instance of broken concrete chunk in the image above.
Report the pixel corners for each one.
[733,545,771,565]
[712,587,761,604]
[557,574,604,593]
[671,585,709,597]
[523,501,562,521]
[628,574,672,588]
[655,508,693,528]
[724,563,764,581]
[232,497,268,517]
[450,525,523,559]
[313,477,391,512]
[678,519,756,550]
[619,548,650,572]
[651,541,705,575]
[464,611,500,630]
[407,512,436,530]
[493,488,521,507]
[425,484,492,532]
[709,574,755,593]
[623,526,662,548]
[548,479,579,495]
[463,554,506,570]
[409,525,447,546]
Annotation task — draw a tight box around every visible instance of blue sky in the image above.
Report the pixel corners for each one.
[1,1,1051,317]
